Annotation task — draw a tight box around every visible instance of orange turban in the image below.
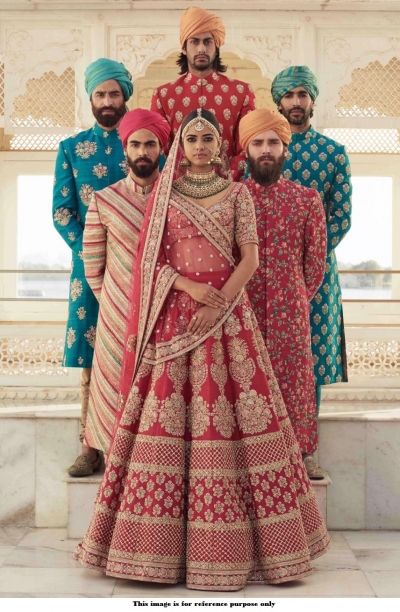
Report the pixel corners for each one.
[239,109,292,150]
[180,6,225,49]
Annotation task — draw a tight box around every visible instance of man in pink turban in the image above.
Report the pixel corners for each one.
[82,109,170,454]
[240,109,328,478]
[151,6,255,181]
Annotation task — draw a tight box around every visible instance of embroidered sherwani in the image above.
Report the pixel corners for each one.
[245,177,327,454]
[150,70,255,180]
[53,124,127,367]
[282,127,352,386]
[82,177,153,452]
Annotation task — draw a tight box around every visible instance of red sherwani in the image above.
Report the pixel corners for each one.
[150,70,255,180]
[245,177,327,454]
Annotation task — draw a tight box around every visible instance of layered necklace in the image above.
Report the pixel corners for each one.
[173,169,231,199]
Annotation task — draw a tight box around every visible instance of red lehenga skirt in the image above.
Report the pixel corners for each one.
[74,284,329,591]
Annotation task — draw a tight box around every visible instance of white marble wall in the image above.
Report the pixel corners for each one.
[319,415,400,530]
[0,408,80,528]
[0,419,35,526]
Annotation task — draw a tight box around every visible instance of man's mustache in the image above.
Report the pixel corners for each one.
[133,157,152,164]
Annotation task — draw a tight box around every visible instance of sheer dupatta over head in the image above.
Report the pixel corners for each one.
[118,124,241,413]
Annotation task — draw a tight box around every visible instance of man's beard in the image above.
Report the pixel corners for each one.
[127,154,160,179]
[191,53,215,72]
[248,152,286,187]
[280,105,313,127]
[91,101,126,128]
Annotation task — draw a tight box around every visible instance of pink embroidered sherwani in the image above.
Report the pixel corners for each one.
[245,177,327,454]
[150,70,255,180]
[82,176,154,452]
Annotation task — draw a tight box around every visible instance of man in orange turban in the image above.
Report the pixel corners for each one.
[241,109,328,479]
[81,109,168,456]
[151,6,255,181]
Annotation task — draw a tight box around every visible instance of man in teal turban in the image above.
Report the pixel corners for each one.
[270,65,352,481]
[53,58,133,477]
[271,65,319,108]
[85,57,133,102]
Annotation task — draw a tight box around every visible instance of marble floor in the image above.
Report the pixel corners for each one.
[0,528,400,598]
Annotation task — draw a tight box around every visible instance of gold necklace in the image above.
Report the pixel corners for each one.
[173,169,231,199]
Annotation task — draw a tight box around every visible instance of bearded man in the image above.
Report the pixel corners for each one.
[81,109,170,457]
[271,66,352,479]
[150,6,255,180]
[240,109,327,474]
[53,58,133,477]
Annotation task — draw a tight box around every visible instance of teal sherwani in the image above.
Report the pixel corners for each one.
[53,124,127,367]
[282,127,352,386]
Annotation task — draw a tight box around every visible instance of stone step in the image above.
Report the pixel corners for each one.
[65,471,331,540]
[65,471,104,539]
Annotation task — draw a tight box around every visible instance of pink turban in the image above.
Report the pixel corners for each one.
[180,6,225,49]
[239,109,292,150]
[119,109,171,149]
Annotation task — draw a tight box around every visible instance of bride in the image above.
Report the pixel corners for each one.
[74,108,330,591]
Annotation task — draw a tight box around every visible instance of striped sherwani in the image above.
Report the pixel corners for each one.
[82,176,154,452]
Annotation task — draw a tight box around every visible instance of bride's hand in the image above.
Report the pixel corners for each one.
[188,306,222,336]
[186,282,228,309]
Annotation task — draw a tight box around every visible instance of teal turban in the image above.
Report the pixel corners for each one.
[84,58,133,101]
[271,66,319,106]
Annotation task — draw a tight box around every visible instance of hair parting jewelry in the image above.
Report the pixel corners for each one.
[182,108,220,141]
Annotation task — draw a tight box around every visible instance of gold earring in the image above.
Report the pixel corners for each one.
[210,151,222,167]
[179,155,191,168]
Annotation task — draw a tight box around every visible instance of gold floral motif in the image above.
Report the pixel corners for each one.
[66,327,76,348]
[121,387,143,426]
[79,184,94,206]
[211,341,224,365]
[235,389,273,434]
[189,345,208,392]
[159,392,186,436]
[223,313,242,336]
[126,334,137,353]
[61,186,69,197]
[167,355,188,391]
[151,362,166,383]
[138,390,159,432]
[78,357,83,365]
[68,232,76,242]
[212,396,235,438]
[53,208,71,226]
[187,396,210,437]
[70,278,83,301]
[93,163,108,179]
[84,325,96,348]
[119,159,129,175]
[77,306,86,320]
[211,362,228,390]
[228,337,255,389]
[74,140,97,159]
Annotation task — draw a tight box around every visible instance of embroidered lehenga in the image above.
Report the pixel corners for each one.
[74,127,330,591]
